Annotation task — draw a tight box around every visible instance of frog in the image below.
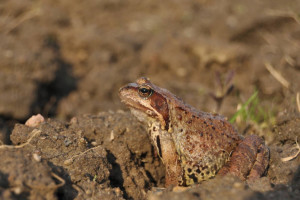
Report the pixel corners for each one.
[119,77,269,186]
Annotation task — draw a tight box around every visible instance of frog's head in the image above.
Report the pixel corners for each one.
[119,77,171,130]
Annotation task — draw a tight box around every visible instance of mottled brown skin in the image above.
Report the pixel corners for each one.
[119,77,269,186]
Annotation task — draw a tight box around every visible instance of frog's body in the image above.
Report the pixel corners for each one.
[119,77,269,186]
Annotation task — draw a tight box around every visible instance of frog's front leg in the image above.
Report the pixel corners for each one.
[218,135,269,180]
[155,133,182,187]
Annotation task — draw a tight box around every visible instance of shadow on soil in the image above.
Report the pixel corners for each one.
[30,33,77,118]
[106,150,129,199]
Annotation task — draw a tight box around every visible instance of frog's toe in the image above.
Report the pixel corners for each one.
[247,143,270,179]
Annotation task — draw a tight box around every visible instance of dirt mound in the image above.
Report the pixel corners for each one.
[0,110,299,199]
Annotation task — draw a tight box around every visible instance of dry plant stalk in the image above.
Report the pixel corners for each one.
[4,8,41,34]
[27,172,65,190]
[266,9,300,24]
[284,55,296,67]
[265,63,290,89]
[0,129,41,149]
[72,184,84,194]
[209,70,235,112]
[297,92,300,112]
[63,145,103,166]
[51,172,66,188]
[281,137,300,162]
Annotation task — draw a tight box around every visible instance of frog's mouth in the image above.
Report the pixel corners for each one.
[120,97,157,118]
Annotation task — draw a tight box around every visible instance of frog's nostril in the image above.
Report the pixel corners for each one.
[118,87,127,98]
[119,85,130,93]
[119,87,125,93]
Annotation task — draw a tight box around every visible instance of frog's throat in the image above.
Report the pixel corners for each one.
[129,107,168,130]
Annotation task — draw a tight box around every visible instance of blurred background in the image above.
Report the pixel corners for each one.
[1,0,300,144]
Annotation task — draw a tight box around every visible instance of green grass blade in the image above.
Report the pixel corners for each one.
[229,91,258,123]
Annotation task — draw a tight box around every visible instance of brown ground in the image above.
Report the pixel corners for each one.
[0,0,300,199]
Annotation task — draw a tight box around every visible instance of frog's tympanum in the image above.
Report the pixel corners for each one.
[119,77,269,186]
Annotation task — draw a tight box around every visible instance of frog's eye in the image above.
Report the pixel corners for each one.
[138,86,153,99]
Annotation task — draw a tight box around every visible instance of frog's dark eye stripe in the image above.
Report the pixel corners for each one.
[138,86,153,98]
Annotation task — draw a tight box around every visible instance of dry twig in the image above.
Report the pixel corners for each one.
[297,92,300,112]
[0,129,41,149]
[284,55,296,67]
[4,8,41,34]
[265,63,290,89]
[51,172,66,188]
[72,184,84,194]
[63,145,103,166]
[266,10,300,24]
[281,137,300,162]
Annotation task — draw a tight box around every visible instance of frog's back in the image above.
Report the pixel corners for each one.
[171,105,240,185]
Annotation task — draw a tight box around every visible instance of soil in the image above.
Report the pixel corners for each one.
[0,0,300,199]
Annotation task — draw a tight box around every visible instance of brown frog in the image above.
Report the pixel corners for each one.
[119,77,269,186]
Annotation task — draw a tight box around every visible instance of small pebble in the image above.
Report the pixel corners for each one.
[114,187,122,195]
[64,159,72,166]
[25,114,45,127]
[13,187,22,195]
[110,130,115,141]
[33,153,41,162]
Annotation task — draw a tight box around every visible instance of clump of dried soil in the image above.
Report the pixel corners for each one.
[1,111,164,200]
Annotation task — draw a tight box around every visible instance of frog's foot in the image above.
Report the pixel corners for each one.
[218,135,269,180]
